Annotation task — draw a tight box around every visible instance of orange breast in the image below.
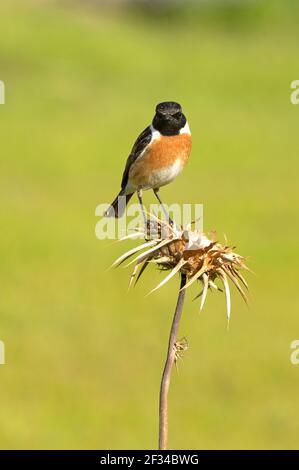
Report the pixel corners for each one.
[129,134,192,187]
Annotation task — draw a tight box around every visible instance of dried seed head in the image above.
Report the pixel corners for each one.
[113,217,249,322]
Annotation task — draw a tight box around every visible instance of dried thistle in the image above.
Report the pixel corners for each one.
[112,215,249,450]
[174,337,189,367]
[112,216,249,323]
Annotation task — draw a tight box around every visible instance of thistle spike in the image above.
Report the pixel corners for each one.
[111,240,157,268]
[200,273,209,311]
[147,259,187,296]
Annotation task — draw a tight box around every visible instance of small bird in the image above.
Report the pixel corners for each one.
[105,101,192,221]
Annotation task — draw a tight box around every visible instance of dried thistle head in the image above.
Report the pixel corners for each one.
[112,217,249,323]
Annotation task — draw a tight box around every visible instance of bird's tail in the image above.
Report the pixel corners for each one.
[105,190,134,218]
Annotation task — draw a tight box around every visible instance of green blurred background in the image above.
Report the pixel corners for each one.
[0,0,299,449]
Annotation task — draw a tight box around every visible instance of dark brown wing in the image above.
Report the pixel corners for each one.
[121,126,152,190]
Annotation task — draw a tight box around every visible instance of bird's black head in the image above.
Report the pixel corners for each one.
[152,101,187,136]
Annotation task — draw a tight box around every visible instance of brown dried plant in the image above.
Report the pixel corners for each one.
[112,215,249,449]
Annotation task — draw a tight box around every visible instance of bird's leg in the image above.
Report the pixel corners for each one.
[153,188,174,226]
[137,189,147,228]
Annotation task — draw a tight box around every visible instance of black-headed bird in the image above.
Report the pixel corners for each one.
[105,101,192,221]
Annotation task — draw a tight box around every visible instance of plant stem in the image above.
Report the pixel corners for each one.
[159,273,187,450]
